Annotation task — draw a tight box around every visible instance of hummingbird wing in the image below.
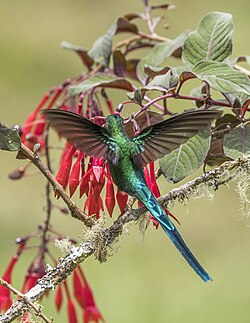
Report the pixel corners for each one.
[43,109,120,164]
[131,109,222,168]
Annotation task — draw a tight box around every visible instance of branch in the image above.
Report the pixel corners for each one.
[0,278,52,323]
[20,144,95,227]
[1,155,249,322]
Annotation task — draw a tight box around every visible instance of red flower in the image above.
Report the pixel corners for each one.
[69,152,83,197]
[82,283,104,323]
[21,263,40,293]
[55,284,63,312]
[105,178,115,217]
[0,243,25,312]
[83,305,104,323]
[0,257,17,311]
[116,189,128,213]
[64,281,79,323]
[67,299,78,323]
[56,145,76,190]
[73,267,104,323]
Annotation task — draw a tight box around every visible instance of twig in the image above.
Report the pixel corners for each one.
[234,64,250,77]
[133,92,232,118]
[0,278,52,323]
[20,143,95,227]
[1,155,249,322]
[40,128,53,261]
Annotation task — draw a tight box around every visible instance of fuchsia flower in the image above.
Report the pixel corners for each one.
[7,75,181,323]
[55,284,63,312]
[73,266,104,323]
[0,243,25,312]
[0,240,103,323]
[0,258,16,311]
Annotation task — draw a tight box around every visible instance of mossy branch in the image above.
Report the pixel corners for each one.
[1,154,249,322]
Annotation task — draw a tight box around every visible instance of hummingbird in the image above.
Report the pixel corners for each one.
[43,108,221,282]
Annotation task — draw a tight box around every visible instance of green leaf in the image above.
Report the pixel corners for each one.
[133,88,144,105]
[224,124,250,159]
[88,17,138,67]
[182,12,233,69]
[159,127,211,183]
[143,71,174,91]
[192,60,250,97]
[88,22,117,67]
[61,41,94,70]
[69,74,134,96]
[137,31,189,84]
[0,125,21,151]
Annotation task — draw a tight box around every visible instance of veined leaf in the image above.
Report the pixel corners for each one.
[192,60,250,97]
[159,126,211,183]
[183,12,233,69]
[0,125,21,151]
[136,31,189,84]
[69,74,133,96]
[88,22,116,67]
[88,17,138,67]
[224,124,250,159]
[143,71,177,91]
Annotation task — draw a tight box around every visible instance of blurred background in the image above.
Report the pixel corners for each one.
[1,1,250,322]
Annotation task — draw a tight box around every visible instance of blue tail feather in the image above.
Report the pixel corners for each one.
[134,185,211,282]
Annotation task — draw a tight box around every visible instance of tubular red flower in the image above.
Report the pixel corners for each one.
[56,145,76,189]
[82,284,104,323]
[105,179,115,217]
[79,163,92,198]
[116,189,128,213]
[74,267,104,323]
[55,284,63,312]
[67,299,78,323]
[73,270,85,309]
[64,281,78,323]
[21,93,50,140]
[83,306,104,323]
[33,115,46,136]
[149,162,160,198]
[92,158,105,183]
[0,254,19,311]
[69,152,83,197]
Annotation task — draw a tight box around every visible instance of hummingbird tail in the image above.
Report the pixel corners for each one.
[134,185,212,282]
[160,222,212,282]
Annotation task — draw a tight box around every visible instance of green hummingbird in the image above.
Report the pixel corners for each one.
[43,108,221,282]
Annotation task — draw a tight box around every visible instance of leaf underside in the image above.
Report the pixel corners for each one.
[159,127,211,183]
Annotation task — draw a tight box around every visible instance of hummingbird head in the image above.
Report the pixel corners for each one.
[105,114,124,136]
